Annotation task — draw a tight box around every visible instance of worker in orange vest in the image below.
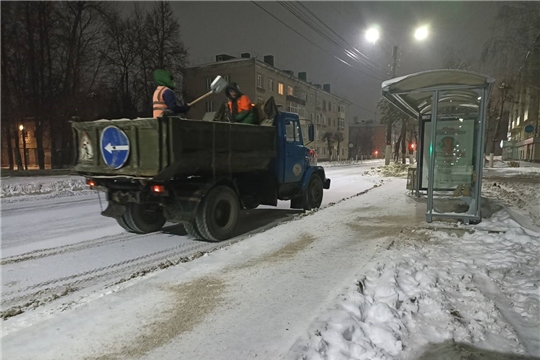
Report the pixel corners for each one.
[225,83,255,124]
[152,69,190,118]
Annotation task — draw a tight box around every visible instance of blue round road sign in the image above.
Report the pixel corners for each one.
[100,126,130,169]
[524,124,534,134]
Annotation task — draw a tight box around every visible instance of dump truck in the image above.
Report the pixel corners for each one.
[72,112,331,241]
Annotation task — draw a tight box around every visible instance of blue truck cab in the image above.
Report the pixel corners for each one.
[73,111,330,242]
[274,112,331,209]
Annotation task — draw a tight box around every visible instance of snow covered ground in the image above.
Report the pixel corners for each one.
[289,211,540,360]
[1,163,384,323]
[2,161,539,360]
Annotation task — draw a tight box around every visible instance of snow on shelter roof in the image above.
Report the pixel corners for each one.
[381,69,495,118]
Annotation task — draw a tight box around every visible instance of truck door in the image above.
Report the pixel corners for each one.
[283,117,305,183]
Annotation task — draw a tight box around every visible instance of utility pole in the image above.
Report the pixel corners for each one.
[385,45,399,165]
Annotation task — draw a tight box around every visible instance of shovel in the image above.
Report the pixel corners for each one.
[187,75,228,106]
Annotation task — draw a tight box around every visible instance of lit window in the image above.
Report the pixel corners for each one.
[287,86,294,96]
[278,82,284,95]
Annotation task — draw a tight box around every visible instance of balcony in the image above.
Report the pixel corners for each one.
[286,94,306,106]
[287,106,308,119]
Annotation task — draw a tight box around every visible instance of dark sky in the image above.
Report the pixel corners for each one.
[164,1,498,120]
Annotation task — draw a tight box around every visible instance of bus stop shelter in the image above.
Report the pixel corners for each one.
[382,70,495,224]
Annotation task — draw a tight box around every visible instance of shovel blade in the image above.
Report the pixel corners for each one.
[210,75,228,93]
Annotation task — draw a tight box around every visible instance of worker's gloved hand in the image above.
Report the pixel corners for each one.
[178,105,191,113]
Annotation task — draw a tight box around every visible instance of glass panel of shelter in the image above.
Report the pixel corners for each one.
[427,89,483,220]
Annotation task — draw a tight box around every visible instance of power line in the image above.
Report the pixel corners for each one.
[292,2,382,72]
[250,1,385,83]
[277,1,385,79]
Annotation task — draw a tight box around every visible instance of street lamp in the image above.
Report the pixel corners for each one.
[414,26,428,41]
[19,124,28,170]
[365,25,429,165]
[365,28,380,44]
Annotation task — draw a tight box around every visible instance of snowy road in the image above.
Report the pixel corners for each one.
[1,161,384,320]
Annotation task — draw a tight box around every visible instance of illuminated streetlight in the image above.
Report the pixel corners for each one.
[414,26,428,41]
[365,28,380,44]
[19,124,24,131]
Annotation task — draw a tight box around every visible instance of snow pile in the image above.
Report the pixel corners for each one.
[319,160,380,168]
[483,176,540,227]
[1,177,90,199]
[297,211,540,359]
[363,162,411,178]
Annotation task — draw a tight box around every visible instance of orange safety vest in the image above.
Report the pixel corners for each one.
[227,94,253,114]
[153,86,169,118]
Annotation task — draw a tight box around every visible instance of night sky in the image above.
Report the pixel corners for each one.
[156,1,499,120]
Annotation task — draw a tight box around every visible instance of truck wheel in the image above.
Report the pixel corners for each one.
[303,175,323,210]
[116,215,135,233]
[196,186,240,241]
[124,203,166,234]
[184,220,203,240]
[242,197,259,210]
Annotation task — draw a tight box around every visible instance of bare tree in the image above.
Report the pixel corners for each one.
[443,47,474,71]
[378,98,403,165]
[333,132,344,160]
[322,131,334,159]
[481,2,540,166]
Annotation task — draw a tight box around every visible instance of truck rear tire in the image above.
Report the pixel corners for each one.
[116,215,135,233]
[196,185,240,241]
[303,174,323,210]
[124,203,166,234]
[184,220,203,240]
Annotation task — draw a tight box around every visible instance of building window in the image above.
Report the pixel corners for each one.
[224,75,230,82]
[269,78,274,91]
[322,115,326,125]
[287,86,294,96]
[309,95,314,105]
[310,113,314,122]
[322,100,326,111]
[205,101,213,112]
[317,98,322,109]
[257,74,263,88]
[278,82,284,95]
[206,78,212,90]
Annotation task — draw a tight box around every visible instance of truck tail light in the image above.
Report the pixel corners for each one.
[152,185,166,194]
[86,179,96,188]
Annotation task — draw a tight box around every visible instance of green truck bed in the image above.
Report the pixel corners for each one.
[72,117,276,180]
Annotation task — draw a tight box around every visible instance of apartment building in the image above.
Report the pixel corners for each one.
[183,54,351,160]
[348,119,386,159]
[504,38,540,162]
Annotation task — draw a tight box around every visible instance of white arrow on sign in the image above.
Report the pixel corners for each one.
[105,143,129,154]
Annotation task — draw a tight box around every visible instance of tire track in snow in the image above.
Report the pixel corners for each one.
[1,232,156,265]
[1,240,217,315]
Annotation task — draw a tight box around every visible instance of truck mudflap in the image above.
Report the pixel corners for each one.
[323,178,331,189]
[101,201,127,218]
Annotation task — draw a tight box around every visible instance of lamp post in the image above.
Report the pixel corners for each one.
[365,25,429,165]
[19,124,28,170]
